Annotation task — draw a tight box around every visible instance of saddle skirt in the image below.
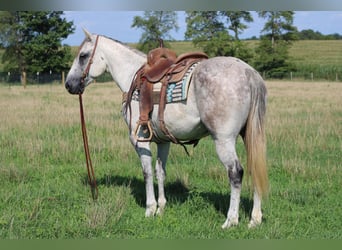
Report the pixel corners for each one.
[131,61,201,104]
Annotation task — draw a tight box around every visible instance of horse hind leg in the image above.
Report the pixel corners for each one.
[248,190,262,228]
[214,138,244,229]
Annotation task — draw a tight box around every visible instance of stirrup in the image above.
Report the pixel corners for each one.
[134,120,153,142]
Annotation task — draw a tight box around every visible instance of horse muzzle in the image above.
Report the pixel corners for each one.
[65,79,85,95]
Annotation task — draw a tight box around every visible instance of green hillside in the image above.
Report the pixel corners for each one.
[289,40,342,66]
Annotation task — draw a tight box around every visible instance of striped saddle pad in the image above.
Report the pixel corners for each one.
[132,61,201,104]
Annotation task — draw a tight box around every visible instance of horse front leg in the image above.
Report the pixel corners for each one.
[155,142,170,215]
[134,140,157,217]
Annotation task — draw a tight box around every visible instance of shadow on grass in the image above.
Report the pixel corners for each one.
[199,191,253,218]
[83,174,190,208]
[82,174,253,218]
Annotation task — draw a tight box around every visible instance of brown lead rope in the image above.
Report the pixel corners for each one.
[79,94,98,201]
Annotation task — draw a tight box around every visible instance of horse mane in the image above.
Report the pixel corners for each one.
[100,35,147,58]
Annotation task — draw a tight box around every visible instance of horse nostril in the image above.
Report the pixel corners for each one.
[65,82,70,91]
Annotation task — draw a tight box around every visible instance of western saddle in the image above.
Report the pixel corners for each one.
[125,40,208,145]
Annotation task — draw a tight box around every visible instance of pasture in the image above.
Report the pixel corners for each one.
[0,80,341,239]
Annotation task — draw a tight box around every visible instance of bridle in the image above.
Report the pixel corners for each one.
[80,35,100,84]
[79,94,98,201]
[78,34,100,201]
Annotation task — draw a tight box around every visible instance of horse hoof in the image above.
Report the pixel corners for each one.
[248,218,261,228]
[156,206,165,216]
[248,211,262,228]
[221,218,238,229]
[145,204,157,217]
[156,208,162,215]
[145,210,155,217]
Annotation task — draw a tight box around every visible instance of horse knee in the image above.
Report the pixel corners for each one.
[155,158,166,180]
[140,155,153,178]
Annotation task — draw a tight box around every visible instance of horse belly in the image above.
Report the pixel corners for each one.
[151,98,208,142]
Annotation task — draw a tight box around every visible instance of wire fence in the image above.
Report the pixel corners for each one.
[0,69,341,86]
[0,71,62,85]
[0,71,113,86]
[261,71,342,81]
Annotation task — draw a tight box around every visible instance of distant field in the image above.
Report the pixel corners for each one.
[0,80,340,239]
[2,40,342,81]
[289,40,342,66]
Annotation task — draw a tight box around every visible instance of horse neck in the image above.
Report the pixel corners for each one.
[100,36,146,93]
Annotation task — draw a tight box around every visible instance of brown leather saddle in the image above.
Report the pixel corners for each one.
[126,43,208,143]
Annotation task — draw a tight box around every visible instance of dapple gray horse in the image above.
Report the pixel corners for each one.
[65,29,268,228]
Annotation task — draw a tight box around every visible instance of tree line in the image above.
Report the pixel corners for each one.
[296,29,342,40]
[133,11,298,78]
[1,11,341,84]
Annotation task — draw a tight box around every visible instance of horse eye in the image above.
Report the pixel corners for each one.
[79,52,88,59]
[79,52,89,64]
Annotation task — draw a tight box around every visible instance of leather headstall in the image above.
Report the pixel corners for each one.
[81,35,100,84]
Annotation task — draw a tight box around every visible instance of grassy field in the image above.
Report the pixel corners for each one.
[0,80,341,239]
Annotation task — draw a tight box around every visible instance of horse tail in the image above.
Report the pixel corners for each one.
[244,72,268,198]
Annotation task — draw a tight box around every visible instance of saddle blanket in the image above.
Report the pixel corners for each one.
[132,61,201,104]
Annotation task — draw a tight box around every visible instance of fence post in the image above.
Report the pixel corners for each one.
[61,71,65,85]
[21,71,27,88]
[7,72,11,88]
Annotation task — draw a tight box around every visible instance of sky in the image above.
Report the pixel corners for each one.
[62,11,342,45]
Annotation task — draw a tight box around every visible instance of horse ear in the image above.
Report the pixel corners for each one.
[82,28,92,41]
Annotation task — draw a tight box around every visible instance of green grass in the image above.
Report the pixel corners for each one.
[0,81,341,239]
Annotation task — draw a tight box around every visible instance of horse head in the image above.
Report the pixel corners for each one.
[65,29,107,94]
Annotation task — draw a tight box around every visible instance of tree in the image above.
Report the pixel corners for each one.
[221,11,253,40]
[0,12,25,75]
[0,11,74,83]
[185,11,225,41]
[185,11,225,56]
[132,11,178,53]
[254,11,297,78]
[185,11,253,62]
[258,11,297,47]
